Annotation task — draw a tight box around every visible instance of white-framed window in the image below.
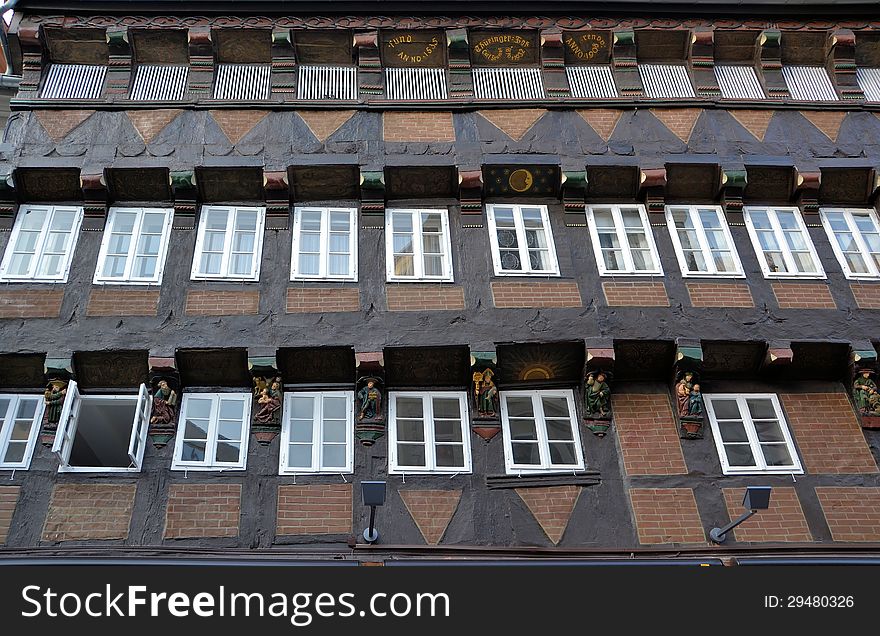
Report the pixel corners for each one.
[819,207,880,280]
[0,394,44,470]
[280,391,354,474]
[0,205,83,282]
[743,206,825,278]
[385,209,454,282]
[586,204,663,276]
[191,205,265,281]
[52,381,151,473]
[291,207,357,281]
[500,389,584,474]
[388,391,471,474]
[486,204,559,276]
[94,207,174,285]
[665,205,744,277]
[705,394,803,475]
[172,393,250,471]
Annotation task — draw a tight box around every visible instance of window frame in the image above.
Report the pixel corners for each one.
[705,393,803,476]
[485,203,560,277]
[819,207,880,280]
[190,205,266,281]
[290,206,358,282]
[51,381,151,474]
[171,392,251,471]
[0,204,83,283]
[388,390,471,475]
[93,206,174,285]
[742,205,826,279]
[664,204,745,278]
[500,389,585,475]
[279,390,355,475]
[384,208,455,282]
[585,203,663,276]
[0,394,45,470]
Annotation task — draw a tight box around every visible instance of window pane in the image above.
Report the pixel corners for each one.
[398,444,426,467]
[724,444,756,467]
[323,419,346,443]
[219,399,244,421]
[505,397,534,418]
[15,399,37,420]
[230,254,253,276]
[323,397,347,420]
[394,254,414,276]
[290,419,313,443]
[718,421,748,443]
[298,253,320,275]
[322,444,346,468]
[184,419,209,440]
[329,212,350,232]
[433,397,461,419]
[182,441,206,461]
[509,419,537,440]
[142,212,167,234]
[746,399,776,420]
[215,441,241,463]
[186,398,212,419]
[288,444,312,468]
[754,421,785,442]
[395,398,423,418]
[549,442,577,465]
[300,211,322,231]
[290,396,314,419]
[512,442,541,465]
[435,420,463,442]
[3,443,25,464]
[436,445,464,468]
[396,420,424,442]
[235,210,257,231]
[328,254,349,276]
[710,399,741,420]
[218,420,242,441]
[546,419,574,441]
[10,419,31,440]
[762,443,793,466]
[392,212,413,232]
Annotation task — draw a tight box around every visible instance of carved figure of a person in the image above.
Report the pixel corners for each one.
[585,372,611,417]
[150,379,178,426]
[675,371,695,418]
[688,383,704,417]
[43,382,66,425]
[254,377,282,425]
[476,369,498,417]
[853,371,878,414]
[357,379,382,421]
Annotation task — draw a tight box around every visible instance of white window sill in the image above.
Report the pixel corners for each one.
[492,270,561,278]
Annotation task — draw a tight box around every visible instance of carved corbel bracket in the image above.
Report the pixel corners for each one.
[148,356,180,448]
[355,352,385,445]
[471,350,500,441]
[583,346,615,437]
[674,341,704,440]
[41,357,73,447]
[459,168,483,227]
[562,170,587,227]
[640,166,667,217]
[851,346,880,429]
[360,169,385,227]
[171,170,197,229]
[249,353,282,445]
[264,169,290,230]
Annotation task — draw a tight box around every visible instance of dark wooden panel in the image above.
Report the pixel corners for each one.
[714,30,761,64]
[289,165,359,201]
[385,346,470,388]
[702,341,767,380]
[470,30,540,66]
[781,31,829,65]
[635,29,689,62]
[386,166,457,199]
[0,354,46,389]
[563,31,612,65]
[496,341,584,386]
[819,167,873,205]
[381,30,446,68]
[107,168,172,202]
[196,167,264,202]
[744,166,795,203]
[131,29,189,64]
[293,30,353,65]
[586,165,640,200]
[44,27,108,64]
[15,168,83,202]
[484,165,559,198]
[614,340,676,381]
[666,163,720,203]
[278,347,356,385]
[213,29,272,64]
[73,350,149,391]
[177,348,250,388]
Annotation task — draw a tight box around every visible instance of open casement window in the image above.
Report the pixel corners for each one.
[486,204,560,276]
[665,205,745,277]
[290,207,357,281]
[0,395,45,469]
[743,206,825,279]
[705,394,803,475]
[385,209,454,282]
[819,208,880,280]
[0,205,83,282]
[191,206,265,281]
[94,207,174,285]
[388,392,471,474]
[586,204,663,276]
[280,391,354,474]
[172,393,250,471]
[500,390,584,474]
[52,381,152,473]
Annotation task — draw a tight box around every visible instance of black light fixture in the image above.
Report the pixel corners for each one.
[361,480,387,544]
[709,486,772,544]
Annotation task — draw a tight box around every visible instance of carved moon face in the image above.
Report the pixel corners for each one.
[509,169,534,192]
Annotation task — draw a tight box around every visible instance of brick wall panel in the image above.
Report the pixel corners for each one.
[210,110,269,144]
[816,487,880,541]
[722,487,812,542]
[164,483,242,539]
[185,290,259,316]
[477,109,546,140]
[602,281,669,307]
[576,109,621,141]
[629,488,705,544]
[515,486,581,545]
[383,112,455,142]
[649,108,703,143]
[276,484,352,536]
[781,393,878,474]
[0,290,63,318]
[850,283,880,309]
[0,485,20,544]
[297,110,355,142]
[42,484,136,542]
[286,288,360,313]
[491,281,582,309]
[686,282,755,308]
[400,489,462,544]
[613,394,687,475]
[87,289,160,317]
[386,285,465,311]
[771,282,836,309]
[35,110,94,141]
[126,110,183,144]
[730,110,774,141]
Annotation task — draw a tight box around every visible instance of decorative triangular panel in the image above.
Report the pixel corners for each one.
[297,110,356,142]
[126,110,183,144]
[478,108,547,141]
[577,109,622,142]
[730,110,775,142]
[400,489,462,545]
[515,485,581,545]
[649,108,703,143]
[801,110,847,142]
[210,110,270,144]
[35,110,94,142]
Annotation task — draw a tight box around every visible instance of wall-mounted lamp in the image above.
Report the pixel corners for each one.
[710,486,772,544]
[361,480,387,544]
